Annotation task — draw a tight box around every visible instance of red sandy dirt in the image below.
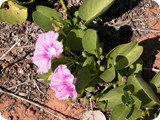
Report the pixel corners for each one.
[0,90,85,120]
[138,7,160,42]
[139,7,160,70]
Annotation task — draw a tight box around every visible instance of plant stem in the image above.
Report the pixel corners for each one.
[100,83,113,94]
[65,49,79,59]
[59,0,72,21]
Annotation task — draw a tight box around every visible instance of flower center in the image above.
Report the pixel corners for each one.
[47,47,56,56]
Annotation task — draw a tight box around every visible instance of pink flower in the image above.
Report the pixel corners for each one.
[32,31,63,73]
[50,65,77,100]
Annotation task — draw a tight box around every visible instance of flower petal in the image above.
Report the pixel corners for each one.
[32,55,51,73]
[50,65,77,100]
[32,31,63,73]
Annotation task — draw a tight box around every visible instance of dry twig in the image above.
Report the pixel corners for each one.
[0,88,66,120]
[0,45,34,51]
[0,40,20,60]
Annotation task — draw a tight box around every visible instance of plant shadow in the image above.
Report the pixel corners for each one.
[99,0,142,22]
[139,36,160,81]
[98,25,133,52]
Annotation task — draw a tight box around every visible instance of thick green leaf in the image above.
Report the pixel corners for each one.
[127,96,143,120]
[32,5,63,31]
[111,104,131,120]
[150,72,160,93]
[38,69,53,84]
[0,1,27,24]
[127,109,143,120]
[132,95,142,110]
[117,71,126,85]
[127,59,143,75]
[85,77,103,92]
[127,75,160,107]
[76,68,91,94]
[99,85,125,109]
[96,101,107,109]
[100,58,115,82]
[32,11,54,31]
[82,29,100,58]
[36,6,62,21]
[76,67,101,94]
[66,29,85,51]
[83,56,95,67]
[78,0,115,25]
[59,20,71,40]
[106,41,143,70]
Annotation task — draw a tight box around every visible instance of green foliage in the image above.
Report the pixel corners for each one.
[106,41,143,70]
[100,58,116,82]
[127,75,160,107]
[76,67,91,94]
[99,85,143,119]
[100,42,143,83]
[66,29,85,51]
[150,72,160,93]
[99,85,124,109]
[83,56,96,67]
[32,5,63,31]
[127,59,143,75]
[76,67,100,94]
[28,0,160,119]
[127,95,143,120]
[82,29,100,58]
[111,103,131,120]
[78,0,115,25]
[38,69,53,84]
[0,1,27,24]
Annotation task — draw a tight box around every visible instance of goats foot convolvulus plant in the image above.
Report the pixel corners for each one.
[31,0,160,119]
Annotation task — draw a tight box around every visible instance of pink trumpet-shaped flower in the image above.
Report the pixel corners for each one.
[50,65,77,100]
[32,31,63,73]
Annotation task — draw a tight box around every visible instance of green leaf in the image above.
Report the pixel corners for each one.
[82,29,100,58]
[76,68,91,94]
[127,75,160,107]
[32,5,63,31]
[66,29,85,51]
[100,58,115,82]
[150,72,160,93]
[127,96,143,120]
[99,85,125,110]
[59,20,71,39]
[85,77,103,92]
[127,59,143,75]
[111,104,131,120]
[51,59,67,72]
[132,95,142,110]
[0,1,27,24]
[127,109,143,120]
[96,101,107,109]
[38,69,53,84]
[106,41,143,70]
[83,56,95,67]
[78,0,115,25]
[76,67,101,94]
[117,71,126,85]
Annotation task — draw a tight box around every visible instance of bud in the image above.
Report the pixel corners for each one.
[82,51,87,58]
[100,66,105,71]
